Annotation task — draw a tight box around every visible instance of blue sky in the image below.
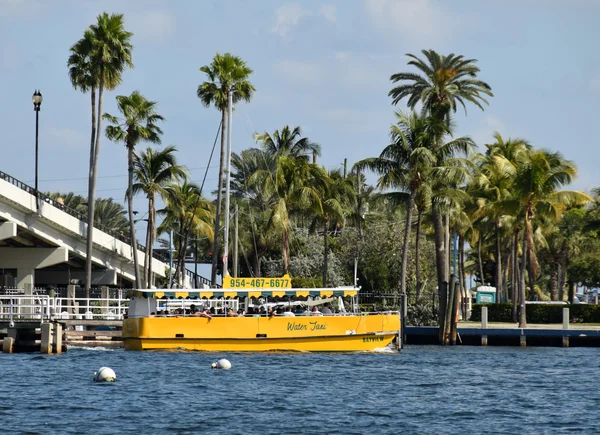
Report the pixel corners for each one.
[1,0,600,232]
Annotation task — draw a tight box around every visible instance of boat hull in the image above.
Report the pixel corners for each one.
[122,313,400,352]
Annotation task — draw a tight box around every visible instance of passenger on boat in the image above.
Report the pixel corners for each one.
[227,308,237,317]
[311,306,322,316]
[294,306,305,315]
[267,307,276,317]
[282,308,295,317]
[199,307,212,319]
[237,309,245,317]
[321,303,333,315]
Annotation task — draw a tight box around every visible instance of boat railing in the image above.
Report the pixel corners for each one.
[54,297,129,320]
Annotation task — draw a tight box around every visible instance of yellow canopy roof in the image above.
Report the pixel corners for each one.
[132,288,358,299]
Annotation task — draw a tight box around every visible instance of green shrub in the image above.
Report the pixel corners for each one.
[470,303,513,322]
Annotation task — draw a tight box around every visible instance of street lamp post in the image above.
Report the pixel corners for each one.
[32,90,43,209]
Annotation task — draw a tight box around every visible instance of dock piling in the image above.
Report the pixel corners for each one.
[2,337,14,353]
[481,306,488,346]
[40,323,53,354]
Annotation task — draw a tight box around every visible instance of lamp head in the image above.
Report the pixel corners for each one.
[32,90,42,110]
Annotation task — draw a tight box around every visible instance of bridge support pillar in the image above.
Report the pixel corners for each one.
[0,247,68,288]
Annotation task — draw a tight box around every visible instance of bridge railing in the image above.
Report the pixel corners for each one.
[0,170,169,264]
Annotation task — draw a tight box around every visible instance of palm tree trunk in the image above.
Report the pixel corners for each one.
[415,208,423,303]
[495,221,502,303]
[283,226,290,275]
[458,233,466,320]
[549,262,558,301]
[399,191,415,305]
[322,220,328,287]
[144,220,151,287]
[494,221,502,303]
[519,221,528,328]
[444,214,450,279]
[211,108,227,286]
[558,254,567,301]
[503,241,511,304]
[148,195,155,288]
[432,207,447,323]
[477,236,485,286]
[127,144,141,288]
[84,86,97,299]
[511,231,519,322]
[568,280,575,303]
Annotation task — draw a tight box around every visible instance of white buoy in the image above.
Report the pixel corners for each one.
[93,367,117,382]
[211,358,232,370]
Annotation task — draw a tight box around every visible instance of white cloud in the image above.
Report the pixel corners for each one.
[129,10,176,43]
[590,71,600,94]
[271,2,311,37]
[318,4,337,24]
[364,0,458,45]
[46,128,88,150]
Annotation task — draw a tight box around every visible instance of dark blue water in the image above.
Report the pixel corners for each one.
[1,346,599,434]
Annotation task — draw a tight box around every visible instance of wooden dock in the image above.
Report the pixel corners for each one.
[1,319,123,352]
[407,322,600,347]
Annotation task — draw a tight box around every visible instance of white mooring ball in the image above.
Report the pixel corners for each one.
[211,358,232,370]
[93,367,117,382]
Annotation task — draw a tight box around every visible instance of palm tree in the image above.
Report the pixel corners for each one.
[389,50,493,123]
[514,149,591,327]
[230,148,277,277]
[197,52,255,286]
[254,125,321,159]
[355,112,436,302]
[471,135,530,303]
[93,198,130,234]
[68,12,133,297]
[161,182,214,286]
[388,50,492,308]
[312,169,354,287]
[103,91,163,288]
[132,146,186,287]
[250,156,327,274]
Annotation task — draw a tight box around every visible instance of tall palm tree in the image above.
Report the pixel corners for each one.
[389,50,493,124]
[132,146,186,287]
[254,125,321,159]
[197,52,255,286]
[355,112,437,301]
[68,12,133,297]
[103,91,163,288]
[514,149,591,327]
[388,50,492,307]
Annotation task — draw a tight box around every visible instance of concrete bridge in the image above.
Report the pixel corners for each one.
[0,170,209,289]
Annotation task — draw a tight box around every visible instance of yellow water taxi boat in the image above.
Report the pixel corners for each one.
[122,275,401,352]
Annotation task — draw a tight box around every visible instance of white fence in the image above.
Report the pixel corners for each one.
[0,294,128,322]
